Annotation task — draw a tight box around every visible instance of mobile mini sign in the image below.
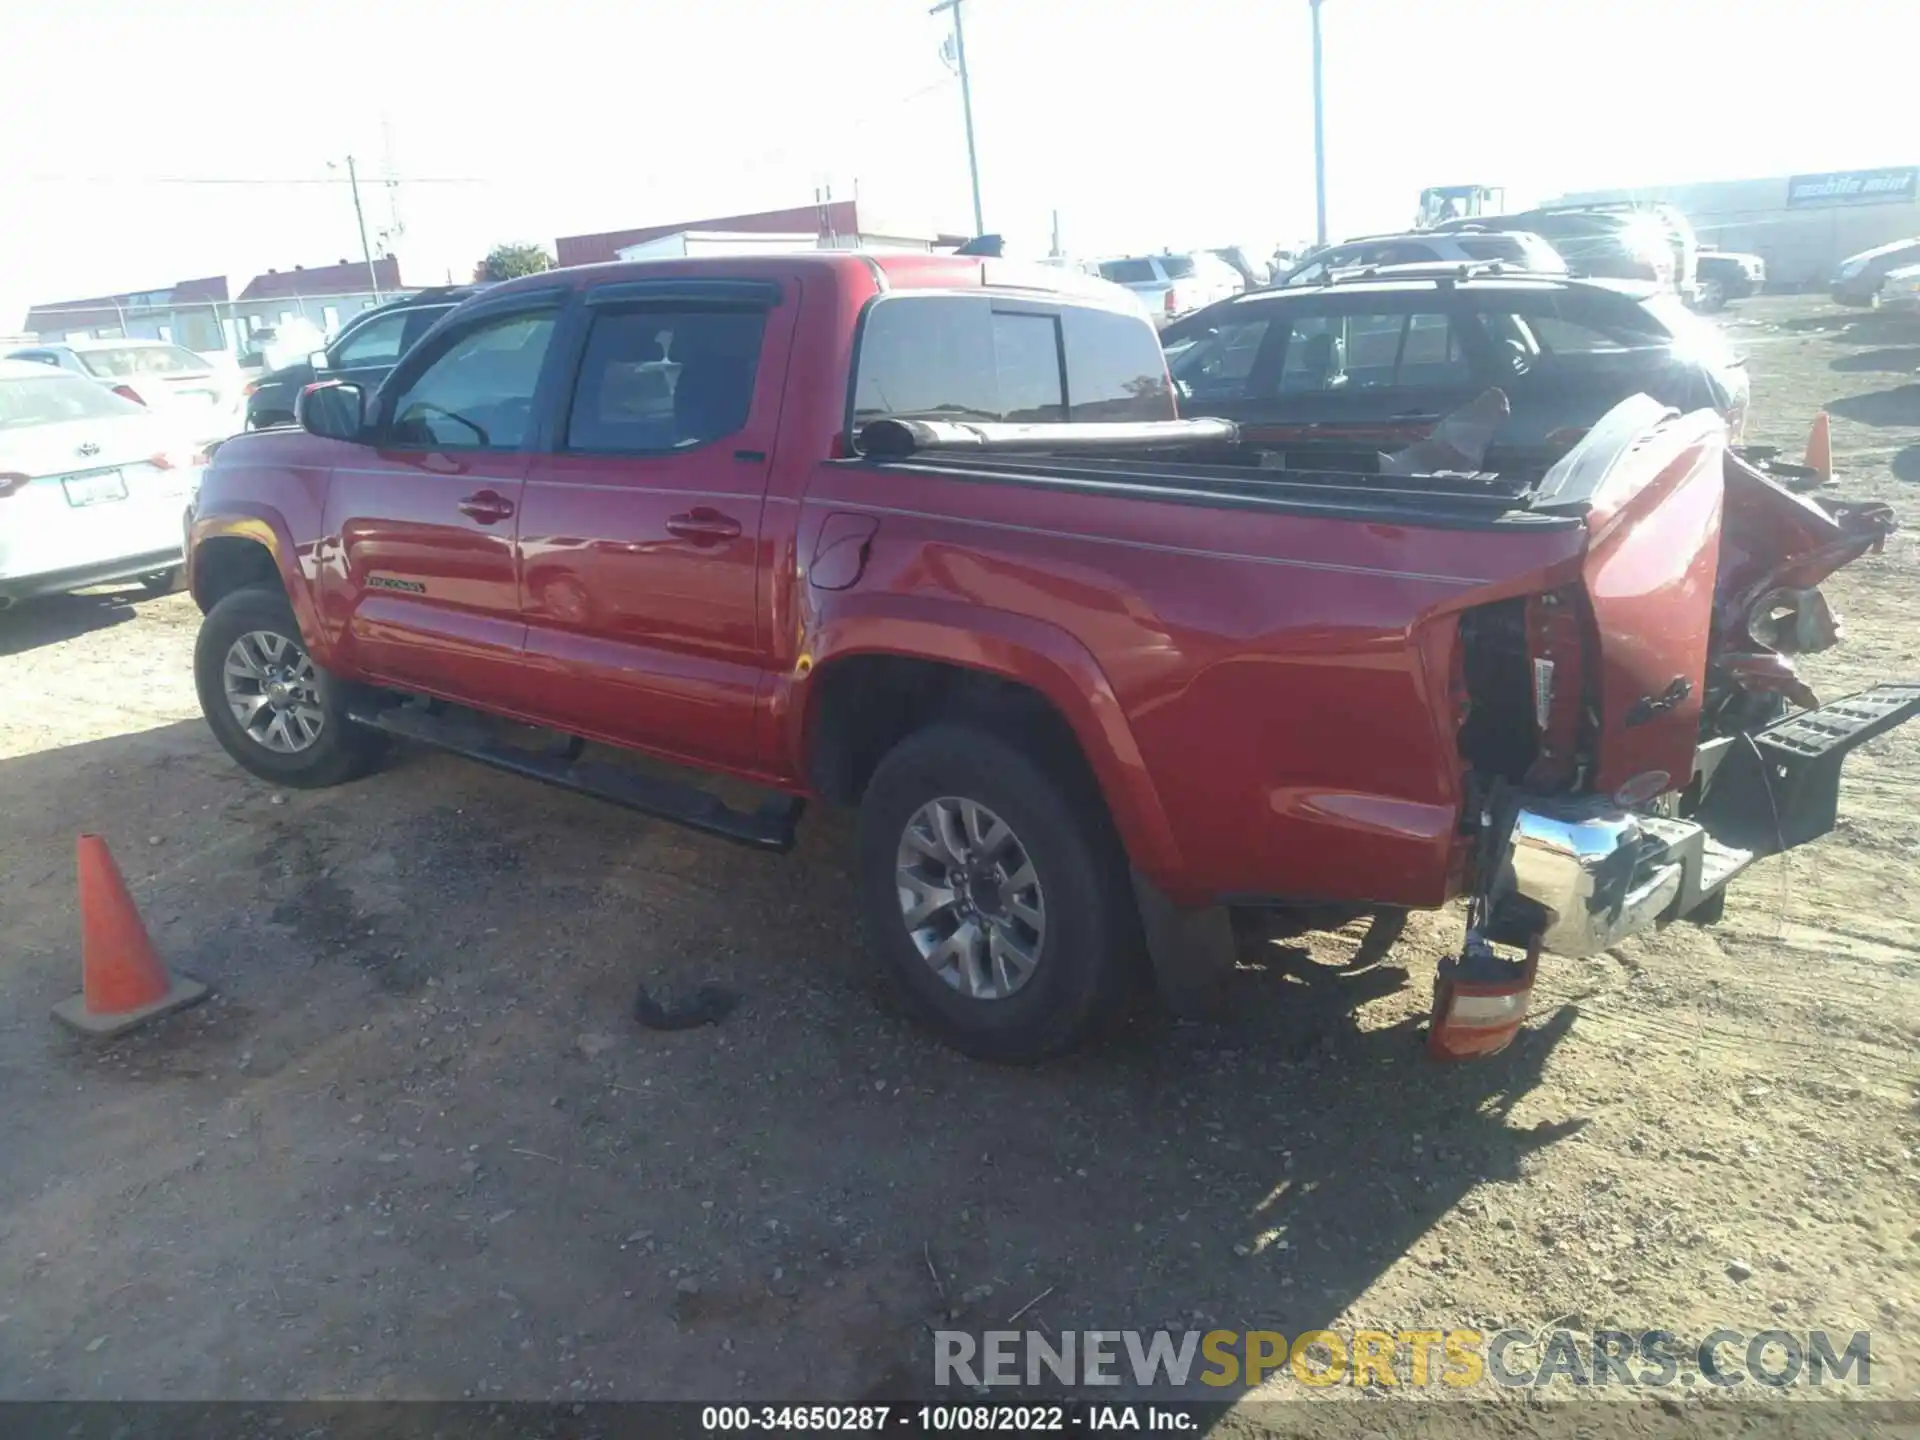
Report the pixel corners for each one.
[1786,167,1919,208]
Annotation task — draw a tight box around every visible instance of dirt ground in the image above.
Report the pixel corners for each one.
[2,295,1917,1422]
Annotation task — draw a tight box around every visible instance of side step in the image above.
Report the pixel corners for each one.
[1698,682,1920,854]
[348,701,805,853]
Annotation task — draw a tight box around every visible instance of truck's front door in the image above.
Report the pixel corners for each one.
[324,293,564,706]
[515,277,796,775]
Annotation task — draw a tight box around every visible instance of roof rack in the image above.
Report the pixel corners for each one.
[1318,259,1563,286]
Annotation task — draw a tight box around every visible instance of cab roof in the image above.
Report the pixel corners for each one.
[480,250,1137,308]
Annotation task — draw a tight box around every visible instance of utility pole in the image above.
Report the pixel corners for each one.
[1309,0,1328,247]
[930,0,985,236]
[344,155,383,301]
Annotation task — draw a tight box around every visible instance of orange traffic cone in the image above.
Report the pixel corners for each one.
[52,834,208,1036]
[1804,410,1832,485]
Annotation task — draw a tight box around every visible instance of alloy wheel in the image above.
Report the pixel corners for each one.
[222,629,325,754]
[895,796,1046,1000]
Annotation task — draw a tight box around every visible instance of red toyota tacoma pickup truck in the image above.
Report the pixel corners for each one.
[185,252,1914,1062]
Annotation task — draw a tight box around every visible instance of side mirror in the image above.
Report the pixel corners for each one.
[296,380,365,441]
[307,349,330,371]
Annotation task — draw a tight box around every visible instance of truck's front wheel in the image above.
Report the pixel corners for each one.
[855,722,1135,1062]
[193,586,378,788]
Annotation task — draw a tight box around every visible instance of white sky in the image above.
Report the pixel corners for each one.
[1,0,1913,329]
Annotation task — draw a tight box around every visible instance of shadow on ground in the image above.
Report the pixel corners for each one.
[1824,385,1920,427]
[0,588,149,656]
[1783,310,1920,343]
[0,720,1585,1408]
[1828,346,1920,375]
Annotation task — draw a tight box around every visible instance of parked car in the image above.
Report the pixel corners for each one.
[1879,262,1920,313]
[1096,252,1244,323]
[1279,229,1567,286]
[1830,237,1920,306]
[240,319,327,373]
[1158,266,1750,460]
[183,252,1912,1064]
[1535,201,1701,303]
[0,359,205,607]
[1436,209,1678,291]
[1696,250,1766,309]
[244,286,488,429]
[8,338,243,444]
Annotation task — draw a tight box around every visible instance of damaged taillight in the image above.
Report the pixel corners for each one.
[1428,934,1539,1060]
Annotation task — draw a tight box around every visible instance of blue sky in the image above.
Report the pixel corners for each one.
[2,0,1913,327]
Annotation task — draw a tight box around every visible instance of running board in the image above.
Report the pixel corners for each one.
[348,702,804,853]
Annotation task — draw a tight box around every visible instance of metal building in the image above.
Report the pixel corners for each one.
[1553,166,1920,288]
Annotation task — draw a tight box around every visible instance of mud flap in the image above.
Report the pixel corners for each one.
[1131,868,1236,1019]
[1697,683,1920,855]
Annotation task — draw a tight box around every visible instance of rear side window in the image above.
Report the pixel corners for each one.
[1098,259,1159,285]
[566,307,767,452]
[1280,310,1470,392]
[851,296,1170,432]
[1492,292,1671,357]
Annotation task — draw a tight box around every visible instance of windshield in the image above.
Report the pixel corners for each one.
[76,345,209,378]
[0,372,146,429]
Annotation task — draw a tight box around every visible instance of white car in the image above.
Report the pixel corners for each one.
[7,338,244,447]
[0,359,205,608]
[1096,252,1244,324]
[1879,262,1920,312]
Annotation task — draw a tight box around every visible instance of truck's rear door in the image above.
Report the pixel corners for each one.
[515,277,797,773]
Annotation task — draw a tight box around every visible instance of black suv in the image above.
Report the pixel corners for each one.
[1158,266,1750,461]
[243,285,488,429]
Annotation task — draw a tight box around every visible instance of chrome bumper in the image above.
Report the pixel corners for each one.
[1503,799,1692,957]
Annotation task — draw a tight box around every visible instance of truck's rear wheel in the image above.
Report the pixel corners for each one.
[855,722,1134,1062]
[194,586,377,788]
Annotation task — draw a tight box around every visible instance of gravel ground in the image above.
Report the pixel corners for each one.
[1,296,1916,1425]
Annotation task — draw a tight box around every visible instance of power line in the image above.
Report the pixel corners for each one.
[22,175,484,186]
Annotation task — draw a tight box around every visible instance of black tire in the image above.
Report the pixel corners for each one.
[138,567,183,596]
[193,585,378,788]
[854,721,1137,1063]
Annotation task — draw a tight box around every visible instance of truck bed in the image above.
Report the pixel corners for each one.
[852,450,1575,531]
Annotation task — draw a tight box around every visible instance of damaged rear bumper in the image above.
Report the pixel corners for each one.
[1488,682,1920,956]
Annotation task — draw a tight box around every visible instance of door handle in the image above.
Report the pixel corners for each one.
[457,490,515,524]
[666,508,743,544]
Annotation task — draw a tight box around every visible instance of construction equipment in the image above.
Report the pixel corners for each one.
[1416,185,1505,229]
